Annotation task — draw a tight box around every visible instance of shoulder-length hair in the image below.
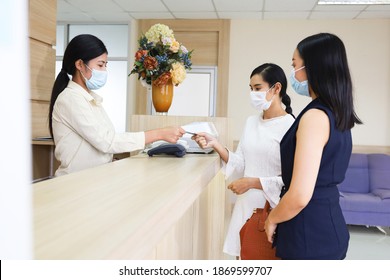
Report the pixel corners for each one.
[297,33,362,131]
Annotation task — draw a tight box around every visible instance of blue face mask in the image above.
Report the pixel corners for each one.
[290,66,309,97]
[82,64,108,90]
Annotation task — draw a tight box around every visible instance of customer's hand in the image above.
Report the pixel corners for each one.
[265,217,277,243]
[161,126,185,143]
[191,132,217,149]
[227,177,257,195]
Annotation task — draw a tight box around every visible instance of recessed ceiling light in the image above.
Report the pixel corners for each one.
[318,0,390,4]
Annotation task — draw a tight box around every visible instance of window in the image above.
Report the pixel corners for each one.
[147,66,218,117]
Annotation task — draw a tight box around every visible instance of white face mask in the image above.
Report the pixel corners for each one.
[250,85,275,112]
[81,63,108,91]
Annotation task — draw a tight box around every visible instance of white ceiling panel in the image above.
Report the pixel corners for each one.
[218,12,263,19]
[57,0,80,13]
[173,12,219,19]
[213,0,264,11]
[57,0,390,21]
[57,12,94,22]
[128,12,174,19]
[310,11,361,18]
[366,4,390,9]
[88,12,133,22]
[264,11,311,19]
[114,0,168,12]
[66,0,123,13]
[164,0,215,12]
[314,4,367,10]
[357,10,390,17]
[265,0,318,11]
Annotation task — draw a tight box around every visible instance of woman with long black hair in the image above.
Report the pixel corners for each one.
[49,34,184,176]
[265,33,362,259]
[193,63,295,258]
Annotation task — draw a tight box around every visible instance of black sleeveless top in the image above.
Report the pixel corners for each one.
[275,98,351,260]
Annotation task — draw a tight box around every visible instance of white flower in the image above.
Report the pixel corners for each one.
[145,24,174,44]
[180,45,188,54]
[170,63,186,86]
[161,36,172,46]
[169,40,180,53]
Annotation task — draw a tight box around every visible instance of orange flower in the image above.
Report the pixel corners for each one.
[143,56,158,70]
[135,50,148,61]
[153,72,171,87]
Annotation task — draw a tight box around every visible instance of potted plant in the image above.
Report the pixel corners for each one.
[130,24,193,114]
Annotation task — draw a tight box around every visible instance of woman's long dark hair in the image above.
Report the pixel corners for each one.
[250,63,294,116]
[48,34,108,138]
[296,33,362,131]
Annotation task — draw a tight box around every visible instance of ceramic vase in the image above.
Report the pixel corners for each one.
[151,80,174,115]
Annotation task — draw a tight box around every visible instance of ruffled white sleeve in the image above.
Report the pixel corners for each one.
[222,119,249,180]
[223,143,245,180]
[259,176,284,208]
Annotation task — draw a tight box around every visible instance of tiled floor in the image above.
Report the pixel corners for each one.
[346,225,390,260]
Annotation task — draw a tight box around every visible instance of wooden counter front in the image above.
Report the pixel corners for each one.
[33,153,228,259]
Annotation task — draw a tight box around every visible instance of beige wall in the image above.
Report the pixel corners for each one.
[228,19,390,147]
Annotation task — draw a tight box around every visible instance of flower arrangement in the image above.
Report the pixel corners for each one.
[130,24,193,87]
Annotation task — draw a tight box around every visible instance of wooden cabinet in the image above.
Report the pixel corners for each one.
[32,140,60,181]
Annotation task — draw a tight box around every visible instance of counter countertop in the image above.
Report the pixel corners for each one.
[33,153,221,259]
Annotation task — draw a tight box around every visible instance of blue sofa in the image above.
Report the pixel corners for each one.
[338,153,390,229]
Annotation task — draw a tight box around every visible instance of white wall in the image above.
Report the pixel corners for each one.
[0,0,32,259]
[228,19,390,147]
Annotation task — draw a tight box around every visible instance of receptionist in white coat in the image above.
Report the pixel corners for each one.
[193,63,295,258]
[49,34,185,176]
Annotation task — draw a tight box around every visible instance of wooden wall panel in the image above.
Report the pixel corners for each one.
[216,20,230,117]
[29,0,56,180]
[29,0,56,45]
[31,100,50,138]
[30,39,55,101]
[174,31,218,66]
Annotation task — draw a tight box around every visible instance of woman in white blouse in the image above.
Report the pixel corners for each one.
[193,63,295,258]
[49,34,184,176]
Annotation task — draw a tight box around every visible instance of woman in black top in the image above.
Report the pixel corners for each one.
[265,33,362,259]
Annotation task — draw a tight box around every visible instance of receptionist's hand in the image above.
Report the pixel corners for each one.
[161,126,185,143]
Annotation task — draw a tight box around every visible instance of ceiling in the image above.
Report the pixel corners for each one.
[57,0,390,22]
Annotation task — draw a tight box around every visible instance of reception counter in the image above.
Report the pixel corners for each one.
[33,153,230,259]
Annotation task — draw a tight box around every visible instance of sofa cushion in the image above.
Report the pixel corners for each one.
[338,153,369,193]
[339,192,390,213]
[372,188,390,200]
[368,154,390,192]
